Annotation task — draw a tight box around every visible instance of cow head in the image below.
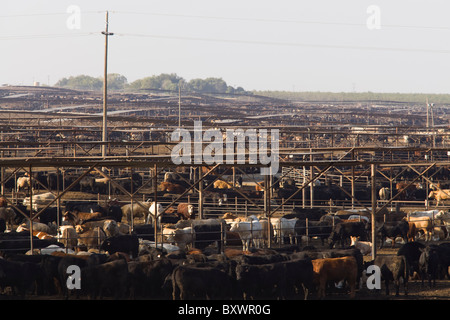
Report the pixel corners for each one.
[187,204,194,217]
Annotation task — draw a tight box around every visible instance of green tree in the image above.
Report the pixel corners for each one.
[55,75,103,91]
[128,73,183,91]
[55,74,128,91]
[107,73,128,91]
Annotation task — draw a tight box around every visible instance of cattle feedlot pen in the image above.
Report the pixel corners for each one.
[1,143,450,299]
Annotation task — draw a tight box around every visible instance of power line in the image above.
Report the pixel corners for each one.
[0,32,95,40]
[1,29,449,55]
[0,11,103,19]
[115,32,450,54]
[111,10,450,32]
[2,9,450,32]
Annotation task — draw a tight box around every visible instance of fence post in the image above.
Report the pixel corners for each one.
[250,219,253,251]
[66,230,69,254]
[220,221,224,254]
[371,164,377,260]
[306,218,309,246]
[245,200,248,218]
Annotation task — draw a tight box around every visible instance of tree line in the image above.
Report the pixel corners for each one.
[54,73,248,94]
[255,90,450,104]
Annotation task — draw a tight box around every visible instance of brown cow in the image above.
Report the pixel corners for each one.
[77,226,106,251]
[404,216,433,241]
[177,203,195,220]
[160,182,186,194]
[0,207,16,230]
[396,182,419,200]
[213,180,232,189]
[62,210,104,226]
[32,230,54,240]
[407,222,416,242]
[312,256,358,299]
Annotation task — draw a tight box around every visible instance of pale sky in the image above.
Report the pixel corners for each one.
[2,0,450,93]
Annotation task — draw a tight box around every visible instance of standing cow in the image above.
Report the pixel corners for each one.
[428,189,450,206]
[229,219,263,251]
[312,256,358,299]
[419,245,439,288]
[146,202,163,227]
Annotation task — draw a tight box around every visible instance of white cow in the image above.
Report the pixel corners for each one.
[379,187,390,201]
[17,176,31,192]
[17,221,52,234]
[57,225,79,250]
[229,219,263,251]
[139,239,180,253]
[146,202,163,226]
[165,227,195,251]
[23,192,56,207]
[347,215,370,223]
[103,219,120,237]
[350,236,372,255]
[121,201,151,223]
[408,209,440,218]
[273,217,298,244]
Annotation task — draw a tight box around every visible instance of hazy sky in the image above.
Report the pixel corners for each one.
[2,0,450,93]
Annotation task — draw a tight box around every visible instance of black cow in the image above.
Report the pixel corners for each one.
[0,258,41,296]
[193,223,223,253]
[397,241,426,277]
[419,245,440,288]
[284,208,326,221]
[295,219,333,246]
[238,253,286,265]
[132,224,155,241]
[175,219,226,253]
[5,253,64,296]
[57,255,88,299]
[0,231,63,254]
[47,173,63,191]
[377,220,409,249]
[79,176,95,193]
[38,206,63,225]
[100,234,139,258]
[81,259,128,299]
[105,205,123,222]
[282,258,314,300]
[369,255,409,296]
[0,219,5,233]
[235,262,287,300]
[328,221,367,248]
[128,258,174,299]
[435,243,450,279]
[172,264,235,300]
[64,201,107,215]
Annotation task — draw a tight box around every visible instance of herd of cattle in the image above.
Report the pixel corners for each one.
[0,170,449,299]
[0,187,449,299]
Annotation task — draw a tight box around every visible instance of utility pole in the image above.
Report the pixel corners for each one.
[178,80,181,130]
[102,11,113,158]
